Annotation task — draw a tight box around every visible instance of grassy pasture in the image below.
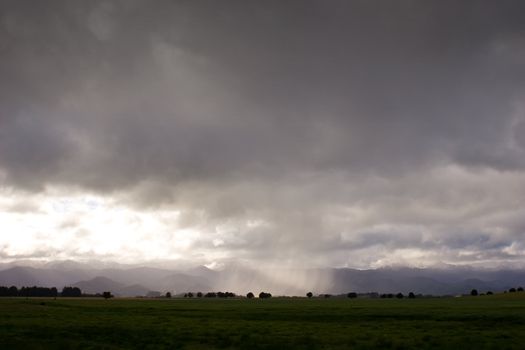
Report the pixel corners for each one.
[1,293,525,349]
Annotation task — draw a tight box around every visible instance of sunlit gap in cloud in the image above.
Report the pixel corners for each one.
[0,187,200,263]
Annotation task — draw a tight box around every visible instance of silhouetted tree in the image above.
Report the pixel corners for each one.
[347,292,357,299]
[102,291,113,299]
[61,286,81,297]
[8,286,18,296]
[408,292,415,299]
[187,292,194,298]
[324,294,331,298]
[15,286,58,297]
[509,288,517,293]
[306,292,313,298]
[166,292,172,298]
[246,292,254,299]
[470,289,478,296]
[486,291,493,295]
[396,293,404,299]
[205,292,217,298]
[518,287,524,292]
[197,292,203,298]
[0,286,60,297]
[259,292,272,299]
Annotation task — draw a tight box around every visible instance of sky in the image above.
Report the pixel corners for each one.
[1,0,525,269]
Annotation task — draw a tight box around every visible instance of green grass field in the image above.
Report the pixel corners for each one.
[1,294,525,349]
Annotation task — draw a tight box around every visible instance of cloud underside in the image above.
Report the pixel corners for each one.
[1,0,525,267]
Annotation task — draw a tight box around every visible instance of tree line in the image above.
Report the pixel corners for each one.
[0,286,82,297]
[5,285,521,298]
[178,291,273,298]
[470,286,523,296]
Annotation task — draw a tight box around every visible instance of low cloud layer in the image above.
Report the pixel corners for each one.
[1,0,525,268]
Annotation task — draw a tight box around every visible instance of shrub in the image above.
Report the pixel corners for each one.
[246,292,254,299]
[259,292,272,299]
[347,292,357,299]
[306,292,313,298]
[470,289,478,296]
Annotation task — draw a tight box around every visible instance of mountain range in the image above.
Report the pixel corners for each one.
[0,261,524,297]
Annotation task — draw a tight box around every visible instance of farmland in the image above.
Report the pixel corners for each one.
[1,294,525,349]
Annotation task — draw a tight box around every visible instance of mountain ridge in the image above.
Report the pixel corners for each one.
[1,263,524,296]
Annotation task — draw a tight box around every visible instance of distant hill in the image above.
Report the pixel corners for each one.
[158,273,212,294]
[96,267,174,288]
[0,266,45,287]
[73,276,126,294]
[73,276,150,297]
[0,266,92,288]
[328,268,525,295]
[120,284,152,297]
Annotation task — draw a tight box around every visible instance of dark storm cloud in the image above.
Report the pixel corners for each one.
[1,0,525,266]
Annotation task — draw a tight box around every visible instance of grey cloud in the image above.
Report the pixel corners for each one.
[1,0,524,189]
[0,249,59,260]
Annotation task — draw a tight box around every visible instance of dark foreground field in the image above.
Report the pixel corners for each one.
[1,294,525,349]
